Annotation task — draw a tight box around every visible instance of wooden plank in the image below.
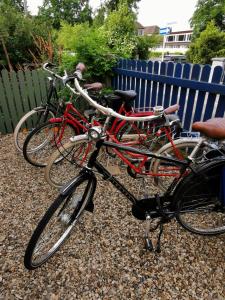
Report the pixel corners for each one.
[145,61,153,108]
[157,62,166,106]
[113,67,225,95]
[118,59,123,90]
[151,61,159,108]
[203,66,223,121]
[17,70,32,129]
[215,94,225,117]
[10,71,25,124]
[32,70,42,106]
[139,60,147,109]
[170,63,182,106]
[131,60,136,97]
[177,63,191,125]
[26,70,38,108]
[17,71,30,113]
[183,64,201,130]
[127,59,132,90]
[1,70,18,131]
[193,64,211,123]
[135,60,142,108]
[122,59,127,90]
[38,70,48,101]
[0,75,12,133]
[163,62,174,109]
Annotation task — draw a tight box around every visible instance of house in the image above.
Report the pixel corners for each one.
[136,22,159,36]
[164,30,193,53]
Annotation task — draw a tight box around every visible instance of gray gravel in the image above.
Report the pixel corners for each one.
[0,133,225,300]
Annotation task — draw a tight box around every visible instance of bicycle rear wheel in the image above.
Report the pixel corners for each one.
[24,175,96,269]
[23,121,78,167]
[151,138,199,192]
[174,159,225,235]
[14,108,55,152]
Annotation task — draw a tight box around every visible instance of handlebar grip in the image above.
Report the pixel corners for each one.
[44,62,56,68]
[76,62,86,73]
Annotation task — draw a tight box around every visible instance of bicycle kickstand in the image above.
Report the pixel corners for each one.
[155,220,164,253]
[144,214,165,253]
[144,214,153,251]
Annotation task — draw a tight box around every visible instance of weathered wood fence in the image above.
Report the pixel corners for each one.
[0,69,48,134]
[113,59,225,131]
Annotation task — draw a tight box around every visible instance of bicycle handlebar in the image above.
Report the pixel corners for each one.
[66,77,164,122]
[43,62,167,122]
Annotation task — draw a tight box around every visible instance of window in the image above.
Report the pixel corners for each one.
[138,29,144,36]
[186,34,192,41]
[178,35,185,41]
[167,35,175,42]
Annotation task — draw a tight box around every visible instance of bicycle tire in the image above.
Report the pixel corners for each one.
[151,138,200,192]
[14,107,55,152]
[24,174,96,269]
[23,121,78,167]
[174,158,225,235]
[45,136,91,189]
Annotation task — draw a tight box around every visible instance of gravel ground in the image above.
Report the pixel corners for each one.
[0,133,225,300]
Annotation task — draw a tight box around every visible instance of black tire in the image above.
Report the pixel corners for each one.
[174,158,225,235]
[24,174,96,270]
[23,121,78,167]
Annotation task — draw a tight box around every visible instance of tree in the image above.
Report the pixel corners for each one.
[134,35,162,60]
[38,0,92,30]
[190,0,225,37]
[105,0,140,11]
[0,2,54,69]
[57,22,117,80]
[104,0,137,58]
[0,0,25,12]
[186,21,225,64]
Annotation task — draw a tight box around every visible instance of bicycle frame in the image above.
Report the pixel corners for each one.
[62,139,190,213]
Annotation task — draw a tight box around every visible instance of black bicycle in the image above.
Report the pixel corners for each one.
[24,72,225,270]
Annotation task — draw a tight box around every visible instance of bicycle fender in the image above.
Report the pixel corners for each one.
[59,171,96,197]
[33,106,46,111]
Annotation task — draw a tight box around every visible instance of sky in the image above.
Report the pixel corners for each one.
[27,0,198,31]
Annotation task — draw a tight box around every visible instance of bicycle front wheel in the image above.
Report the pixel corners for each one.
[45,136,92,189]
[24,175,96,269]
[174,159,225,235]
[14,108,55,152]
[23,121,77,167]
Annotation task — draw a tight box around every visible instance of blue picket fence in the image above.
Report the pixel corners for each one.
[112,59,225,131]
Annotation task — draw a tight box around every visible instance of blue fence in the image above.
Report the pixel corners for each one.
[112,59,225,131]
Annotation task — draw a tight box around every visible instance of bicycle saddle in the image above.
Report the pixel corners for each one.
[164,104,179,115]
[114,90,137,101]
[192,118,225,139]
[84,82,103,91]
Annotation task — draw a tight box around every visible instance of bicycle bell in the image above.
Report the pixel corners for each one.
[88,126,104,141]
[153,106,164,115]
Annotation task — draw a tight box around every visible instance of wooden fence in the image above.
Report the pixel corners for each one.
[0,69,48,134]
[1,59,225,134]
[113,59,225,131]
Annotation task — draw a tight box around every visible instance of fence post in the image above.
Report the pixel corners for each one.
[211,57,225,83]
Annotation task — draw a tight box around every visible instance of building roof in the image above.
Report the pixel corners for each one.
[136,22,145,29]
[169,30,193,35]
[144,25,160,35]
